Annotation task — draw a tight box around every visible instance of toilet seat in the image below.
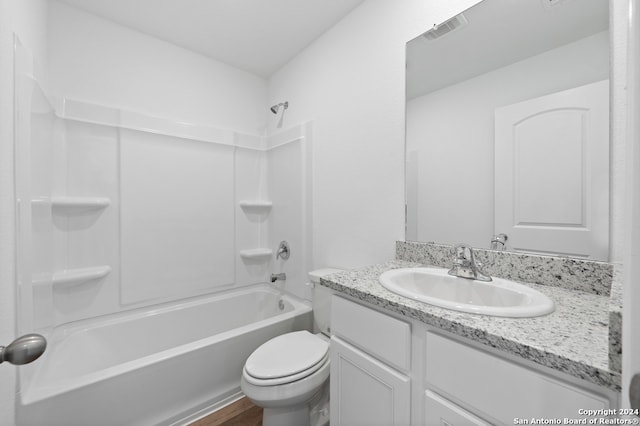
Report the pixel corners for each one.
[243,352,329,386]
[243,331,329,386]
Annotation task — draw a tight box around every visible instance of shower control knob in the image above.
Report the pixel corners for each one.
[277,241,290,260]
[0,334,47,365]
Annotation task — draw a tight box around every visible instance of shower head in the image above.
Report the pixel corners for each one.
[270,101,289,114]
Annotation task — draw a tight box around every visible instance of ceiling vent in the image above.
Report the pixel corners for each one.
[541,0,574,9]
[423,13,468,41]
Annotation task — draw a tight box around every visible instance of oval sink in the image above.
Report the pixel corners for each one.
[378,267,554,318]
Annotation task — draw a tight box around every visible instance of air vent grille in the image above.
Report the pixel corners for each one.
[542,0,573,8]
[423,13,468,40]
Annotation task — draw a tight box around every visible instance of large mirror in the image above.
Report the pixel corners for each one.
[405,0,610,260]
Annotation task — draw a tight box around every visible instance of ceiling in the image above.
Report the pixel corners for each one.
[57,0,365,78]
[406,0,609,99]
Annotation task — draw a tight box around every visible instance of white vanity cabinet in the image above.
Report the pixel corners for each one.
[328,295,619,426]
[330,296,411,426]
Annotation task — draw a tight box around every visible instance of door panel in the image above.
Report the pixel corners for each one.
[330,336,410,426]
[495,80,609,259]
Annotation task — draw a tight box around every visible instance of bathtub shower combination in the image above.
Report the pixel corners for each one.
[14,44,312,425]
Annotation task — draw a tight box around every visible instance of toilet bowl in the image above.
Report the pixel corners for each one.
[241,331,330,426]
[240,268,342,426]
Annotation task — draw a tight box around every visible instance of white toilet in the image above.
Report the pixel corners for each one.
[241,268,341,426]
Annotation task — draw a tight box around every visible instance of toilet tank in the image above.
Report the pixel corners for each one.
[309,268,343,335]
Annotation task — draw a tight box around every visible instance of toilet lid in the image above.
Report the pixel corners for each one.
[245,331,329,380]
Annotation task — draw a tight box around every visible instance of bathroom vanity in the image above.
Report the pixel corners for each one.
[322,243,621,426]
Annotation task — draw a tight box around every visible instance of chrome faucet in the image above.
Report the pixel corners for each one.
[270,273,286,283]
[448,243,492,282]
[490,233,508,251]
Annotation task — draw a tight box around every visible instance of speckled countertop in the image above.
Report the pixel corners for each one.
[320,260,621,392]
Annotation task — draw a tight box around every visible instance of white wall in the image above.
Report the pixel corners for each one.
[0,1,49,423]
[406,32,609,249]
[47,0,268,134]
[267,0,481,270]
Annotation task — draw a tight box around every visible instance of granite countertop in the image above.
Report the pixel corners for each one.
[320,260,621,392]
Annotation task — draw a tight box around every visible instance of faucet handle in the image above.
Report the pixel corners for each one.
[450,243,492,282]
[276,241,290,260]
[452,243,473,264]
[490,233,508,251]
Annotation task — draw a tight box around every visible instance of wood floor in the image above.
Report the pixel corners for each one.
[189,397,262,426]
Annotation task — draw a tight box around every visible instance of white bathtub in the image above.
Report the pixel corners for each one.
[17,284,312,426]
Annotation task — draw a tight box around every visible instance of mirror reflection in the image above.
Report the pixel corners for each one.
[405,0,610,260]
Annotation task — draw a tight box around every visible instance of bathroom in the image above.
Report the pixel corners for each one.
[1,0,639,425]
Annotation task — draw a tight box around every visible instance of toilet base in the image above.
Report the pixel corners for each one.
[263,405,310,426]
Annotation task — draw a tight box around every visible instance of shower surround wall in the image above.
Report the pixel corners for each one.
[18,85,311,330]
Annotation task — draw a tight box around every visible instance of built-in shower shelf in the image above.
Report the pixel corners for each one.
[51,196,111,212]
[239,248,273,260]
[239,200,272,211]
[52,265,112,288]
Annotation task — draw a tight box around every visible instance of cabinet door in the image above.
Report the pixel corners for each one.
[330,336,410,426]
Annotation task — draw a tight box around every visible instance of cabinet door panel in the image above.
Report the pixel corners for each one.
[425,332,610,424]
[331,336,410,426]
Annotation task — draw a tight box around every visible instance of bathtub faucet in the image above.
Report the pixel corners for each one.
[270,273,286,283]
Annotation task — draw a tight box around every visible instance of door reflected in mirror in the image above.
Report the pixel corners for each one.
[405,0,610,260]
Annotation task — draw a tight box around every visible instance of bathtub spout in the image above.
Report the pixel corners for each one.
[270,273,286,283]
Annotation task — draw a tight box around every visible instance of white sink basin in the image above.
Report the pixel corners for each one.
[378,267,555,318]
